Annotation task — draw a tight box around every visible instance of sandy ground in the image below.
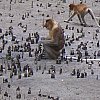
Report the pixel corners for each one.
[0,0,100,100]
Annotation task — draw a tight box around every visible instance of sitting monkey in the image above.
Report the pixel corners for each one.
[40,19,65,59]
[65,3,100,27]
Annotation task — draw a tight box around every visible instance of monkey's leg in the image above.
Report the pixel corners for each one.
[64,13,76,22]
[44,45,60,59]
[88,9,94,19]
[43,44,60,59]
[81,15,89,27]
[88,8,100,27]
[77,14,83,25]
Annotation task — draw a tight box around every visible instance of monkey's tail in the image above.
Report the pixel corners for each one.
[88,8,100,28]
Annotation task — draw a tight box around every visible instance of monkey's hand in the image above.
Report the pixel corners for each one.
[41,36,51,40]
[64,20,69,23]
[39,40,52,45]
[39,39,58,46]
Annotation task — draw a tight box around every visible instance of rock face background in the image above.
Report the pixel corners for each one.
[0,0,100,100]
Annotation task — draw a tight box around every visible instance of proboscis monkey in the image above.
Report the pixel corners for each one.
[65,3,100,27]
[40,19,65,59]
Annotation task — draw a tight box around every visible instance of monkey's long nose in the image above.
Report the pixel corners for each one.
[43,24,46,28]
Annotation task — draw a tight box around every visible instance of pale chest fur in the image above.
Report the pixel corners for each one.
[49,22,58,40]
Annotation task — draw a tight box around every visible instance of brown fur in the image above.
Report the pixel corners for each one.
[69,4,88,14]
[66,3,100,27]
[42,19,65,59]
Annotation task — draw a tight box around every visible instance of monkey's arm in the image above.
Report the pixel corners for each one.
[41,29,59,46]
[77,14,83,25]
[45,36,51,40]
[49,28,60,46]
[65,12,76,22]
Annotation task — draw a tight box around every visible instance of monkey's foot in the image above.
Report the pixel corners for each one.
[80,23,84,26]
[82,24,90,27]
[64,20,69,23]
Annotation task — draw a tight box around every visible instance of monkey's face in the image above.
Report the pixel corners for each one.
[43,19,53,30]
[69,4,74,11]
